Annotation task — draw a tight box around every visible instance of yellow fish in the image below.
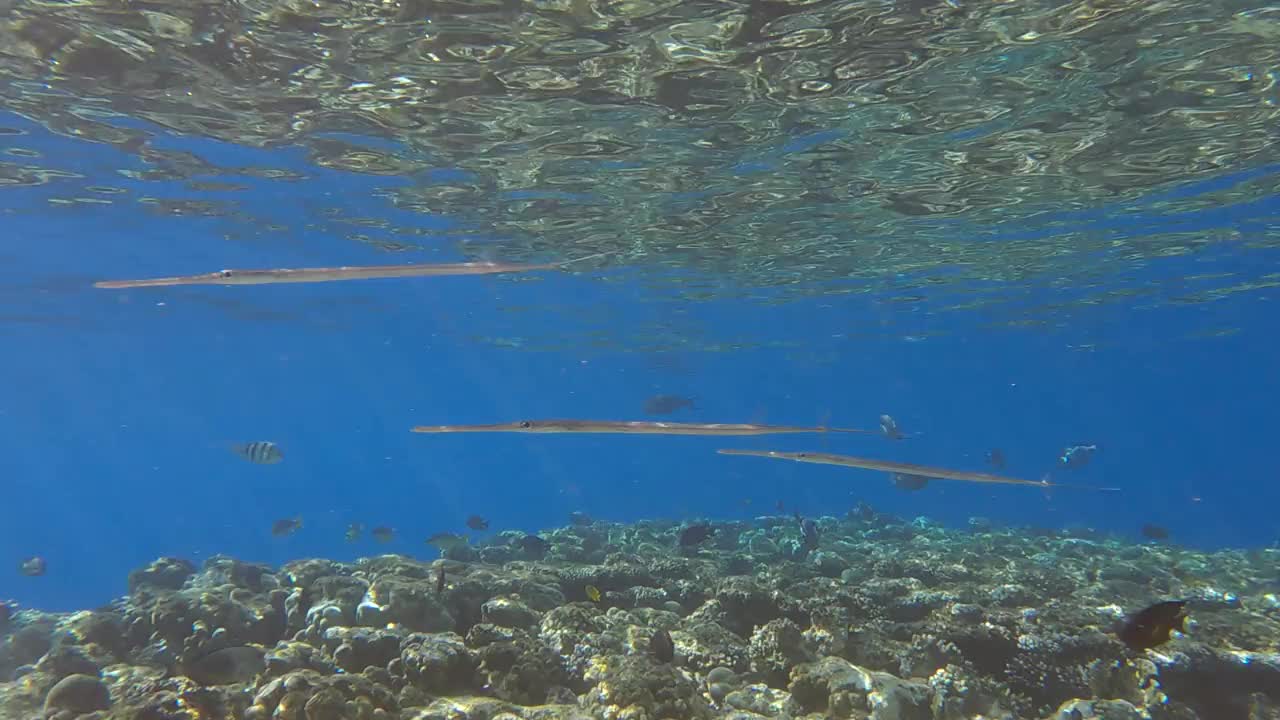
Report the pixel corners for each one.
[585,585,602,603]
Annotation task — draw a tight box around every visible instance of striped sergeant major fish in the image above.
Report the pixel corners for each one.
[233,441,283,465]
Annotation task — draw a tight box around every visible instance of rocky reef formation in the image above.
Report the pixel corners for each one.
[2,511,1279,720]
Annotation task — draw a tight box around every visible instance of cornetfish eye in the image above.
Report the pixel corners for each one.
[519,420,533,428]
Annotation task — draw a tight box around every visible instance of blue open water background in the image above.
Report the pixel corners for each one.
[2,111,1278,612]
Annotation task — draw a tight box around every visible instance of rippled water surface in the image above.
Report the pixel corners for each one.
[1,0,1278,314]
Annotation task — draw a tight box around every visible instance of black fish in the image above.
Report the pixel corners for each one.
[515,534,550,556]
[679,523,715,547]
[891,472,930,491]
[370,526,395,543]
[643,394,696,415]
[1141,524,1170,540]
[181,645,267,686]
[18,556,45,576]
[797,515,819,551]
[649,629,675,663]
[1117,600,1188,651]
[271,517,302,537]
[466,515,489,531]
[985,448,1006,469]
[435,566,446,594]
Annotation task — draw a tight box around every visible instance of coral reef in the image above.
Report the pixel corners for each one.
[2,512,1279,719]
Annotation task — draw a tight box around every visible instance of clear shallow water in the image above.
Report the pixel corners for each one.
[2,110,1278,612]
[0,0,1277,618]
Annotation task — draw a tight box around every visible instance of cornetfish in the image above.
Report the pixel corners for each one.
[717,449,1120,490]
[411,420,874,436]
[93,253,609,289]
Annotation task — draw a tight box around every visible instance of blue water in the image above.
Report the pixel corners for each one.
[2,111,1279,612]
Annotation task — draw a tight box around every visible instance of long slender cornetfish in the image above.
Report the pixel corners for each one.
[717,449,1120,490]
[93,253,609,289]
[410,420,875,436]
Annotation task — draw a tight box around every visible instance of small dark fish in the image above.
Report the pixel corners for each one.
[515,534,550,556]
[679,523,715,547]
[891,472,930,491]
[370,526,395,543]
[1059,444,1097,469]
[879,414,904,440]
[649,629,675,663]
[233,441,283,465]
[985,448,1006,469]
[19,556,46,576]
[775,500,785,512]
[466,515,489,531]
[271,517,302,537]
[798,515,820,551]
[345,523,363,542]
[435,566,446,594]
[643,394,696,415]
[1117,600,1188,651]
[1141,524,1170,541]
[569,511,592,526]
[426,532,469,552]
[180,645,267,686]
